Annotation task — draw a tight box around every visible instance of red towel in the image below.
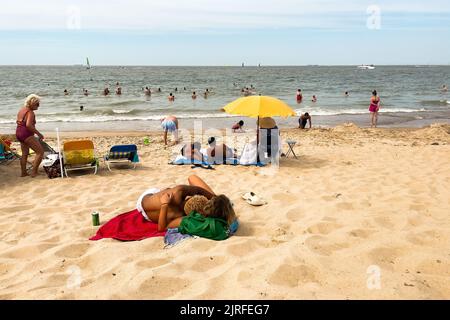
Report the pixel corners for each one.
[90,209,166,241]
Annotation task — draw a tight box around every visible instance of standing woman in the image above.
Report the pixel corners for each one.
[16,94,45,177]
[369,90,381,128]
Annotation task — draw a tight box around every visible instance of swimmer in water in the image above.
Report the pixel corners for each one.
[312,95,317,103]
[168,93,175,102]
[296,89,303,103]
[192,91,197,100]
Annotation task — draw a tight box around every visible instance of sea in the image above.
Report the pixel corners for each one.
[0,65,449,133]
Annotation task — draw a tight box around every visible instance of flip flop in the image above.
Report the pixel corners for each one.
[243,192,267,206]
[242,192,255,201]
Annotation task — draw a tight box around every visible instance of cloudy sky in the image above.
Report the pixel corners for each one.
[1,0,449,65]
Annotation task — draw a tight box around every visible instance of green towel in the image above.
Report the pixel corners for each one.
[178,212,229,241]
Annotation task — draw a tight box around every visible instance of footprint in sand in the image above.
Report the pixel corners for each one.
[272,193,294,202]
[4,204,36,213]
[54,243,91,259]
[1,243,55,259]
[305,235,349,256]
[190,256,228,273]
[136,258,172,269]
[348,228,376,238]
[286,207,303,222]
[138,276,191,299]
[268,264,318,287]
[368,247,401,269]
[306,222,341,235]
[227,240,260,256]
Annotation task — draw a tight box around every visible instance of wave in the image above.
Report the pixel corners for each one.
[420,100,449,106]
[293,107,426,116]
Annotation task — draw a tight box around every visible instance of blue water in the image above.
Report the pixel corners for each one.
[0,65,449,130]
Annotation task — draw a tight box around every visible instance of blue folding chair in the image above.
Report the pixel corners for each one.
[104,144,139,171]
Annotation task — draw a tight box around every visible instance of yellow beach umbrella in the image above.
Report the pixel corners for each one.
[223,95,296,118]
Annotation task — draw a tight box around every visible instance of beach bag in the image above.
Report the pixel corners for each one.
[178,212,229,241]
[43,155,63,179]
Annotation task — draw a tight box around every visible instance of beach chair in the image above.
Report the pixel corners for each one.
[63,140,98,177]
[104,144,139,171]
[0,138,20,165]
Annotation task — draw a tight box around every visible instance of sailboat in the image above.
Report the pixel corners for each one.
[86,57,92,70]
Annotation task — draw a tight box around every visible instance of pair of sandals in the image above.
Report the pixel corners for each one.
[242,192,267,206]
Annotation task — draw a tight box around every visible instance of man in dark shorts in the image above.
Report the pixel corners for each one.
[299,113,312,129]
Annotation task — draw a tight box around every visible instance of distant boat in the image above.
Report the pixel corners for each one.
[86,57,92,70]
[358,64,375,70]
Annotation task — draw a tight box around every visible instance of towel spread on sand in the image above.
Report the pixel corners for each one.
[89,209,166,241]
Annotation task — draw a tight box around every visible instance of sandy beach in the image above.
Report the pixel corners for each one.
[1,123,449,300]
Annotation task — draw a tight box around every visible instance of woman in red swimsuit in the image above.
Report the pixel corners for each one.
[369,90,381,128]
[16,94,44,177]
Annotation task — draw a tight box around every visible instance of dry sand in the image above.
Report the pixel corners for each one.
[1,123,449,299]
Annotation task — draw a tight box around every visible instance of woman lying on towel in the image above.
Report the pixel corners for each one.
[137,175,236,232]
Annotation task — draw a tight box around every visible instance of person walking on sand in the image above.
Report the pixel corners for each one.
[369,90,381,128]
[161,115,179,146]
[15,94,45,177]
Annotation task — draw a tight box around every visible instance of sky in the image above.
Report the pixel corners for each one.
[0,0,450,65]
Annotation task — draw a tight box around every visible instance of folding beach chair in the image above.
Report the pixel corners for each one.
[63,140,98,177]
[104,144,139,171]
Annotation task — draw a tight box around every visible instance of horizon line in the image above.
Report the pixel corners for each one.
[1,64,450,67]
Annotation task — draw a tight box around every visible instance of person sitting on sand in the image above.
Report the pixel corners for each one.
[168,93,175,102]
[232,120,245,133]
[161,115,179,145]
[16,94,45,177]
[299,113,312,129]
[206,137,236,164]
[136,175,236,232]
[181,141,204,162]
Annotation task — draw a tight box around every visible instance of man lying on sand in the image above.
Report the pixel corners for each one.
[136,175,236,232]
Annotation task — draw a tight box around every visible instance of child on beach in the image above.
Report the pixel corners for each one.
[232,120,245,132]
[136,175,236,232]
[161,115,179,145]
[369,90,381,128]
